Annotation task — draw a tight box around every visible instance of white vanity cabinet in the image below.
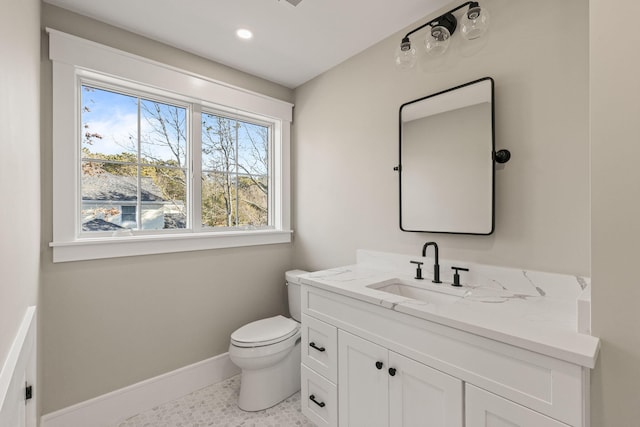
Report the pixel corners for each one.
[338,330,463,427]
[300,284,592,427]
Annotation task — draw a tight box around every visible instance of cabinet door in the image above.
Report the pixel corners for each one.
[466,385,569,427]
[338,330,389,427]
[389,352,463,427]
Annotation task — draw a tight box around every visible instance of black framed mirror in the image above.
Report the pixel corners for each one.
[398,77,495,234]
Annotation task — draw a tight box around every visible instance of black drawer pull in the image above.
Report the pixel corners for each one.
[309,342,326,352]
[309,394,326,408]
[375,361,383,370]
[388,367,397,376]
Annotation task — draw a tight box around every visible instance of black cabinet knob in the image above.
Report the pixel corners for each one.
[375,361,383,370]
[388,367,397,376]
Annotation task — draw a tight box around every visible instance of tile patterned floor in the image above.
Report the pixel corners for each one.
[116,375,315,427]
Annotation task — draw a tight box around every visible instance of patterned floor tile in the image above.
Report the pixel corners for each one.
[116,375,315,427]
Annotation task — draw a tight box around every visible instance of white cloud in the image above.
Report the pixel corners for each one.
[83,111,138,155]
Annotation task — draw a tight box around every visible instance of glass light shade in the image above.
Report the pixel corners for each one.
[461,6,490,40]
[425,26,451,56]
[394,44,417,70]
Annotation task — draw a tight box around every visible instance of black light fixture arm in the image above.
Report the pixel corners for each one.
[401,1,478,43]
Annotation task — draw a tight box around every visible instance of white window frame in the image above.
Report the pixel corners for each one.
[48,29,293,263]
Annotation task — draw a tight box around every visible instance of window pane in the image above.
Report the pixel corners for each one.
[142,166,188,230]
[81,85,137,158]
[237,122,268,226]
[201,113,238,228]
[140,99,187,167]
[201,113,238,174]
[201,112,269,228]
[121,206,136,223]
[81,161,138,232]
[201,171,233,227]
[237,176,268,226]
[80,86,189,233]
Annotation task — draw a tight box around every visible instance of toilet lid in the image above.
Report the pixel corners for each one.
[231,315,299,347]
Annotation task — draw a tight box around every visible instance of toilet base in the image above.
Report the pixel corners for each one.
[237,341,301,411]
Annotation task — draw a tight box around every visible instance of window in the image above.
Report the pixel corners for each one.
[81,85,188,233]
[201,112,270,229]
[48,29,292,262]
[120,206,137,226]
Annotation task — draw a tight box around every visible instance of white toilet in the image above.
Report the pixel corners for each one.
[229,270,307,411]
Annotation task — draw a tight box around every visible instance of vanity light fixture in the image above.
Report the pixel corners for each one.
[394,1,490,70]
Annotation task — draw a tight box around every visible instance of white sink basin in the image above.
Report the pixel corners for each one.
[367,280,464,306]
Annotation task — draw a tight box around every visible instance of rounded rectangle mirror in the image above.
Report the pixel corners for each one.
[398,77,495,234]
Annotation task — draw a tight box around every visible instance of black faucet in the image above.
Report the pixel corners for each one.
[421,242,441,283]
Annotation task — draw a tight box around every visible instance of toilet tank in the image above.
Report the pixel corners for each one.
[285,270,308,322]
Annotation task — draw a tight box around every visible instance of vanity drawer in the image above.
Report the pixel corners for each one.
[301,364,338,427]
[302,313,338,383]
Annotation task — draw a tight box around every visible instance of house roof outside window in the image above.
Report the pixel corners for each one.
[80,172,186,230]
[81,172,165,202]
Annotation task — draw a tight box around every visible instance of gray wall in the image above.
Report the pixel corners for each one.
[292,0,590,276]
[590,0,640,424]
[40,4,295,414]
[0,0,40,390]
[291,0,640,423]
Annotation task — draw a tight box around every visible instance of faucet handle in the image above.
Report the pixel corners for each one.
[410,260,424,280]
[451,266,469,287]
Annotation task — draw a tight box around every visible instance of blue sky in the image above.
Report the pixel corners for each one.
[81,85,186,164]
[81,85,268,174]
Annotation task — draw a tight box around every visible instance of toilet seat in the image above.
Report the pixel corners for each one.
[231,315,299,348]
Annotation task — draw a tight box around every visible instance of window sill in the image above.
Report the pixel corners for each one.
[49,229,293,263]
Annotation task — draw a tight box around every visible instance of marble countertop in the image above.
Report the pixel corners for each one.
[299,250,600,368]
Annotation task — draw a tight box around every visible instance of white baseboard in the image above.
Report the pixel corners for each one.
[41,353,240,427]
[0,306,37,427]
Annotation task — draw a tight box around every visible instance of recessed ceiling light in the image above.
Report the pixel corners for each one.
[236,29,253,40]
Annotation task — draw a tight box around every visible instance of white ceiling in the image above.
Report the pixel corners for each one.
[43,0,452,88]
